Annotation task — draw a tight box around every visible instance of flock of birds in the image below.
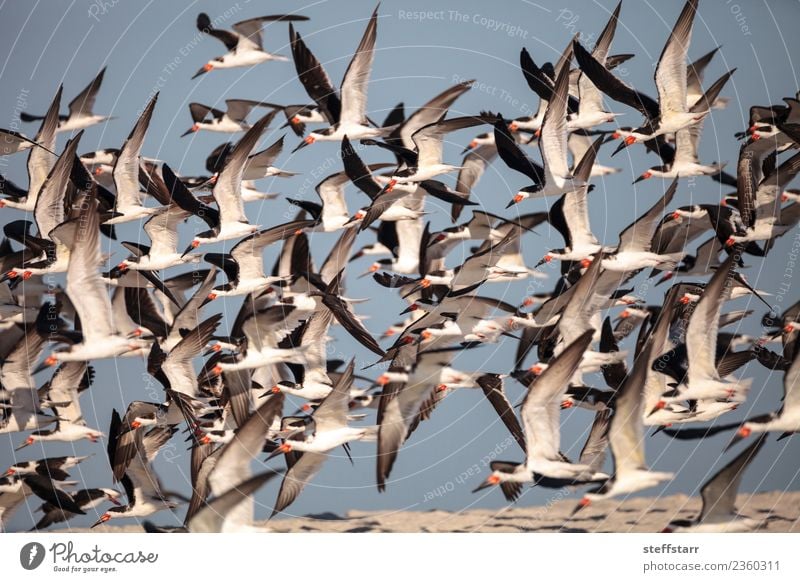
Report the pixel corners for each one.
[1,0,799,533]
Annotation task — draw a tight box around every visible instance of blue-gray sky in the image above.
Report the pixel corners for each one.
[1,0,800,531]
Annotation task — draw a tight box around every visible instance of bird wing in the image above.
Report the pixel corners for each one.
[289,24,341,124]
[673,124,702,166]
[143,206,186,258]
[520,331,593,463]
[493,117,544,183]
[271,451,327,516]
[34,133,81,241]
[189,102,224,123]
[699,435,766,522]
[393,80,474,150]
[231,219,314,281]
[231,14,309,52]
[46,362,90,426]
[412,115,490,168]
[210,397,284,496]
[339,7,379,126]
[243,135,285,179]
[196,13,239,51]
[225,99,268,124]
[686,253,737,383]
[618,178,678,253]
[476,374,526,454]
[51,197,115,342]
[67,68,106,119]
[163,315,222,397]
[188,471,279,533]
[322,272,385,356]
[654,0,697,115]
[312,360,354,432]
[213,113,273,223]
[573,40,660,120]
[539,64,572,182]
[27,86,61,204]
[113,95,158,210]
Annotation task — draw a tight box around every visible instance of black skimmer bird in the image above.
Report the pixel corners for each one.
[572,327,675,514]
[182,114,275,250]
[21,68,113,133]
[471,331,609,497]
[268,361,376,515]
[503,63,586,205]
[652,252,752,408]
[192,12,309,78]
[92,411,178,527]
[1,473,84,530]
[181,99,275,136]
[32,487,121,530]
[290,6,388,150]
[203,218,315,299]
[367,114,494,189]
[16,361,103,448]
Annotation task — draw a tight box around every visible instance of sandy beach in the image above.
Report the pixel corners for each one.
[62,491,800,533]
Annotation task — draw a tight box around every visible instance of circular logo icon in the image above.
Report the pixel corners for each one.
[19,542,45,570]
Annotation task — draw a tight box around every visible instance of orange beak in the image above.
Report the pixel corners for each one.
[131,420,142,429]
[212,365,223,376]
[508,122,518,132]
[738,426,752,438]
[376,375,390,386]
[291,116,301,124]
[203,63,213,72]
[207,293,217,301]
[624,135,636,145]
[436,384,448,393]
[191,240,200,248]
[580,258,592,269]
[304,135,315,145]
[271,385,281,394]
[487,474,501,485]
